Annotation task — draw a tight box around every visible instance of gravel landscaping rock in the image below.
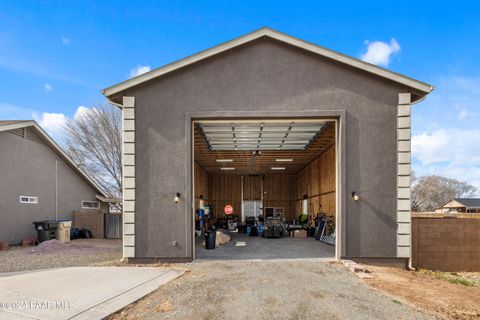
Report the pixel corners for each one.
[108,259,435,320]
[0,239,121,273]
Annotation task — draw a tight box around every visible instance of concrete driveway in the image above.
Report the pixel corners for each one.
[0,267,182,320]
[196,233,335,260]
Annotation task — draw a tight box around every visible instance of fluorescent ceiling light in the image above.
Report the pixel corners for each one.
[221,167,235,170]
[271,167,286,170]
[216,159,233,162]
[276,159,293,162]
[200,120,325,151]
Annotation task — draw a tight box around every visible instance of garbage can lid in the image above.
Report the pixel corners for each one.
[57,220,72,227]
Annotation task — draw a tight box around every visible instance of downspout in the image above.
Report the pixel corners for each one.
[55,160,58,221]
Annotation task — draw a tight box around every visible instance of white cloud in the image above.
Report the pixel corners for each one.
[43,83,53,93]
[35,112,67,130]
[412,128,480,188]
[33,112,68,140]
[34,106,97,136]
[74,105,94,120]
[61,35,70,45]
[360,38,400,66]
[130,65,151,78]
[0,103,100,145]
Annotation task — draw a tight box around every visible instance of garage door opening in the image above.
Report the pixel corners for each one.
[192,118,338,260]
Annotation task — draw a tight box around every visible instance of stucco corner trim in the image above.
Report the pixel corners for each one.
[397,93,411,259]
[122,96,135,258]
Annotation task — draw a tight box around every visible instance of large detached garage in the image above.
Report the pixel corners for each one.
[102,27,432,264]
[193,119,337,260]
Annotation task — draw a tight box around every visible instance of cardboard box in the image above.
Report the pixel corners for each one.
[293,230,307,238]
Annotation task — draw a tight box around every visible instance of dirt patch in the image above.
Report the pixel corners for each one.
[364,265,480,319]
[153,300,174,313]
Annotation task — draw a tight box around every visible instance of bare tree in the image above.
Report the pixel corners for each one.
[411,173,478,211]
[63,105,122,199]
[410,171,421,211]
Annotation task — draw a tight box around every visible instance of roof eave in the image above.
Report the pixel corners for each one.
[102,27,434,104]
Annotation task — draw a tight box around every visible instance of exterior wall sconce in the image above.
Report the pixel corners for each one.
[174,192,181,203]
[352,192,359,201]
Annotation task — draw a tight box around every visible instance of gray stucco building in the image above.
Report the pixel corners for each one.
[103,28,432,263]
[0,120,109,244]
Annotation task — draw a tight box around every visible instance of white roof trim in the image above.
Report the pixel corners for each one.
[0,121,108,198]
[102,27,433,100]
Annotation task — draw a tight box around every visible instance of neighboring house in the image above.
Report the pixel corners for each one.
[102,27,433,263]
[436,198,480,213]
[0,120,110,244]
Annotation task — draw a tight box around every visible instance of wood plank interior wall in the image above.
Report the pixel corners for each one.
[263,174,297,221]
[194,162,209,211]
[243,175,261,200]
[193,145,336,222]
[295,145,336,221]
[208,174,242,218]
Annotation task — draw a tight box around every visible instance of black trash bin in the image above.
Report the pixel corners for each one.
[33,220,59,243]
[205,231,216,250]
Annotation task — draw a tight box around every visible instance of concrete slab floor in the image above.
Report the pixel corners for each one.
[195,232,335,260]
[0,267,182,320]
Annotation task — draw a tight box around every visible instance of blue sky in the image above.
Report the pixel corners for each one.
[1,1,479,187]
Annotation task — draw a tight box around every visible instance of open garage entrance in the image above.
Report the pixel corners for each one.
[192,118,339,260]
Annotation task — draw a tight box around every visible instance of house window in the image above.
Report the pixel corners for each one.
[82,201,100,209]
[20,196,38,204]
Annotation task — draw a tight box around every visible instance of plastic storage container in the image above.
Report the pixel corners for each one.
[56,220,72,243]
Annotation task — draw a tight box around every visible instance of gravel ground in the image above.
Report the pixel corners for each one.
[0,239,122,273]
[109,260,434,320]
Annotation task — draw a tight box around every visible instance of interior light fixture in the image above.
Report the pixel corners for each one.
[216,159,233,162]
[221,167,235,170]
[174,192,181,203]
[271,167,286,170]
[352,192,359,201]
[275,159,293,162]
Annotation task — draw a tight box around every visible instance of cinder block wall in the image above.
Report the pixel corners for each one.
[412,217,480,271]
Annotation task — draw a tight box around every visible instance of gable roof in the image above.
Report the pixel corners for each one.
[453,198,480,208]
[0,120,31,126]
[102,27,433,104]
[0,120,108,198]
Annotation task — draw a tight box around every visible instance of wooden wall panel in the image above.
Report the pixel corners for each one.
[208,174,242,218]
[196,147,336,223]
[295,145,336,221]
[263,174,297,221]
[205,173,297,221]
[194,162,209,211]
[243,175,261,200]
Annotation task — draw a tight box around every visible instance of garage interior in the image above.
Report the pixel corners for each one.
[193,119,337,260]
